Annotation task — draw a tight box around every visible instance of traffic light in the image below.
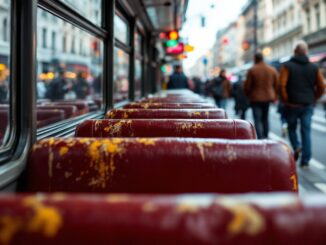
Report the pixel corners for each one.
[168,31,179,40]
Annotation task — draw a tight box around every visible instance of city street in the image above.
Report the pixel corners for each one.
[207,98,326,194]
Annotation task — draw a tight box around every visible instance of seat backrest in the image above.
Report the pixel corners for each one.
[0,193,325,244]
[123,102,216,109]
[27,137,297,193]
[75,119,256,139]
[36,109,65,127]
[106,109,227,119]
[37,105,78,119]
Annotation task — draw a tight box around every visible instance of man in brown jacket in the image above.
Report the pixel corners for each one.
[279,41,325,167]
[244,53,278,139]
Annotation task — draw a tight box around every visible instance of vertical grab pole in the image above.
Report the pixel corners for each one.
[129,18,136,102]
[102,0,115,111]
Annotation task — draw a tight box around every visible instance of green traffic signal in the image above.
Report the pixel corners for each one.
[166,40,178,47]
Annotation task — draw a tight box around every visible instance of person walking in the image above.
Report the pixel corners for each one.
[210,69,231,109]
[233,74,249,120]
[74,72,90,99]
[46,69,72,101]
[167,65,189,90]
[279,41,325,168]
[244,53,278,139]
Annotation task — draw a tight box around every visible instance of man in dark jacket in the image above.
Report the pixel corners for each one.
[167,65,189,89]
[46,70,72,101]
[280,41,325,168]
[244,53,278,139]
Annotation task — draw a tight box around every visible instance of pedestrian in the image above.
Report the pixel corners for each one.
[46,69,72,101]
[232,74,249,119]
[279,40,325,168]
[167,65,189,89]
[209,69,231,109]
[74,72,90,99]
[244,53,278,139]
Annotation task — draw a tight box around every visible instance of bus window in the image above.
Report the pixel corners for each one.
[60,0,102,26]
[114,14,129,45]
[134,31,143,99]
[36,8,103,128]
[114,47,129,103]
[0,0,11,147]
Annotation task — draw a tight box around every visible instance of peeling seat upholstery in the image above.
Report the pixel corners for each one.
[0,193,325,244]
[123,102,216,109]
[27,137,297,193]
[106,109,227,119]
[75,119,257,139]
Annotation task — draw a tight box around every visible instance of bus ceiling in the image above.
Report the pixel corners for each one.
[124,0,189,32]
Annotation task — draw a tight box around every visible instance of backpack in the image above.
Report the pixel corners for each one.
[211,77,224,98]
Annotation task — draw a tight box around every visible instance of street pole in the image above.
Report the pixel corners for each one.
[253,0,258,53]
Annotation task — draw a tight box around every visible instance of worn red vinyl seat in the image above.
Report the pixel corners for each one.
[124,102,216,109]
[36,109,65,128]
[27,137,297,193]
[0,193,325,244]
[139,98,207,103]
[75,119,257,139]
[106,109,227,119]
[37,105,78,119]
[0,110,8,143]
[44,101,89,115]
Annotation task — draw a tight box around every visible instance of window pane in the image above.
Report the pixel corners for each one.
[0,0,11,147]
[37,8,103,129]
[135,59,142,99]
[114,47,129,103]
[60,0,102,26]
[134,31,142,58]
[114,14,128,44]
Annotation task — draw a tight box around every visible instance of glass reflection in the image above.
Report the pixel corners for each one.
[60,0,102,26]
[114,47,129,103]
[114,15,128,44]
[36,8,103,128]
[135,59,142,99]
[0,0,10,146]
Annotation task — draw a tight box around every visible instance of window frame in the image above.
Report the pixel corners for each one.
[35,0,110,138]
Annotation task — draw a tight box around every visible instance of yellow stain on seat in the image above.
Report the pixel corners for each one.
[219,201,265,236]
[290,174,298,192]
[136,138,157,145]
[192,111,201,116]
[226,145,237,162]
[196,142,213,161]
[175,203,199,213]
[22,196,63,238]
[106,195,130,203]
[142,202,157,213]
[87,139,125,188]
[59,147,69,156]
[0,216,22,245]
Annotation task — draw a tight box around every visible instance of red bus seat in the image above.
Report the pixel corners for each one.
[106,109,227,119]
[37,105,78,119]
[139,98,207,103]
[0,193,324,244]
[123,102,216,109]
[75,119,256,139]
[44,101,89,115]
[0,110,8,143]
[36,109,65,128]
[27,137,297,193]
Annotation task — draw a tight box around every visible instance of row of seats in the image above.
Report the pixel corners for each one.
[1,89,326,244]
